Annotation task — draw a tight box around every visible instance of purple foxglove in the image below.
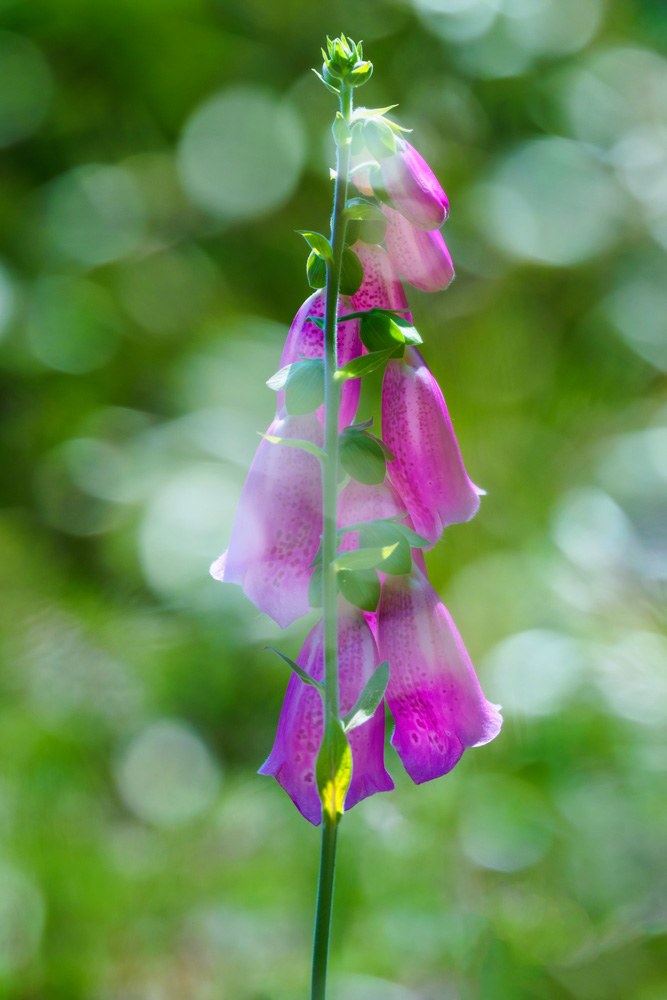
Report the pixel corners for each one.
[383,204,454,293]
[350,242,411,316]
[210,409,322,628]
[377,566,502,784]
[278,290,362,429]
[380,140,449,231]
[382,347,481,544]
[259,600,394,825]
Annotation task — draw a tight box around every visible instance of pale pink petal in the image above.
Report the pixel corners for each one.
[381,141,449,231]
[383,205,454,293]
[377,567,502,784]
[350,243,411,316]
[382,347,481,543]
[210,410,322,628]
[278,291,361,429]
[259,602,394,824]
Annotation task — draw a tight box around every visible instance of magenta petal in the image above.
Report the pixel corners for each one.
[259,602,394,825]
[377,568,502,785]
[383,205,454,293]
[381,141,449,231]
[210,410,322,628]
[337,477,407,551]
[350,243,411,316]
[278,291,361,429]
[382,347,481,543]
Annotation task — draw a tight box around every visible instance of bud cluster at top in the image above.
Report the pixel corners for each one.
[321,35,373,89]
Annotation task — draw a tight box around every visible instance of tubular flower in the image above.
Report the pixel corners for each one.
[350,242,410,315]
[210,409,322,629]
[259,600,394,825]
[383,204,454,293]
[382,347,481,544]
[278,290,361,429]
[379,140,449,231]
[377,566,502,785]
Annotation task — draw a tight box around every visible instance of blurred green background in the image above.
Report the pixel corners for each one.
[0,0,666,998]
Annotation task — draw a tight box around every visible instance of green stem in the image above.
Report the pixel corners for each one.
[311,81,353,1000]
[311,818,339,1000]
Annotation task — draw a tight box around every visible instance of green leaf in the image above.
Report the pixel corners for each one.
[332,543,398,572]
[305,314,326,331]
[339,247,364,296]
[342,661,389,731]
[316,714,352,823]
[308,563,323,608]
[261,433,325,461]
[351,105,399,122]
[360,312,407,355]
[311,67,340,96]
[332,112,351,147]
[358,523,411,575]
[334,348,396,382]
[344,198,386,223]
[266,646,325,694]
[307,250,327,289]
[339,429,387,484]
[391,522,431,549]
[266,362,295,392]
[337,568,381,612]
[284,357,325,415]
[298,231,333,261]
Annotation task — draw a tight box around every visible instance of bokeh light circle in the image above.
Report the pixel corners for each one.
[114,719,221,828]
[0,32,53,147]
[27,274,120,373]
[178,86,306,220]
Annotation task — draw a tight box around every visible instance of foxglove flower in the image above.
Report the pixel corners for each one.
[350,242,410,315]
[383,205,454,293]
[379,140,449,231]
[259,600,394,825]
[278,290,361,428]
[210,409,322,628]
[377,566,502,784]
[382,347,481,544]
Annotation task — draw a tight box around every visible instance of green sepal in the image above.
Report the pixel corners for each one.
[344,198,386,223]
[332,112,352,147]
[334,347,396,382]
[391,521,431,549]
[363,119,396,159]
[342,660,389,731]
[358,522,412,575]
[348,61,373,88]
[312,67,341,96]
[308,562,323,608]
[305,315,325,331]
[298,231,333,261]
[338,516,430,552]
[339,426,389,484]
[337,568,381,612]
[307,250,327,289]
[332,543,398,573]
[260,433,325,462]
[266,646,325,695]
[350,105,399,123]
[316,714,352,823]
[360,309,422,355]
[339,247,364,295]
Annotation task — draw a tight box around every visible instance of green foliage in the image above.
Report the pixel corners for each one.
[316,714,352,822]
[266,646,325,694]
[342,660,389,732]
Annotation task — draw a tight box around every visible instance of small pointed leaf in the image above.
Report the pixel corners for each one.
[339,247,364,295]
[298,231,333,261]
[342,661,389,732]
[266,646,325,694]
[332,543,398,572]
[284,357,325,415]
[261,433,325,461]
[337,568,381,612]
[307,250,327,289]
[334,348,396,382]
[339,429,387,485]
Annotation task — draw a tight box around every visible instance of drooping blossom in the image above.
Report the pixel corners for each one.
[377,566,502,784]
[278,290,361,429]
[382,347,481,544]
[350,242,410,316]
[383,205,454,293]
[379,140,449,231]
[210,409,322,628]
[259,599,394,825]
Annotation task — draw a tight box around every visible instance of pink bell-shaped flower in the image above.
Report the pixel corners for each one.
[383,205,454,293]
[259,600,394,825]
[210,409,322,628]
[350,242,411,316]
[380,140,449,231]
[382,347,481,544]
[278,290,361,429]
[377,566,502,784]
